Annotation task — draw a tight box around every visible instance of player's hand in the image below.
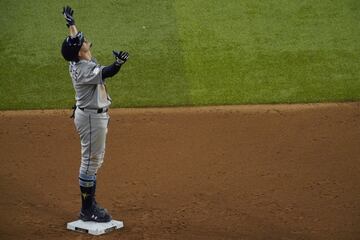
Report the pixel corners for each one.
[113,51,129,66]
[62,6,75,27]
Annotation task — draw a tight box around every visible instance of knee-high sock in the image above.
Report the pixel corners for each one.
[80,185,95,210]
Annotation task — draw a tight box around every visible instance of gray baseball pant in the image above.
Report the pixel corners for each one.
[74,108,109,187]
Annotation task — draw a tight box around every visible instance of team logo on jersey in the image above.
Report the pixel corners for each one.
[92,67,100,75]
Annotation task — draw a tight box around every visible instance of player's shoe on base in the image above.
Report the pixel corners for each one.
[80,204,112,222]
[93,201,107,212]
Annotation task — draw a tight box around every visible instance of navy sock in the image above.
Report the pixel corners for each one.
[80,185,94,210]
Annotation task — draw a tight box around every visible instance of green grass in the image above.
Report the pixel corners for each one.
[0,0,359,110]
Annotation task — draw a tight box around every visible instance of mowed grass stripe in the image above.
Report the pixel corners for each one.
[87,0,190,108]
[174,0,360,105]
[0,0,189,109]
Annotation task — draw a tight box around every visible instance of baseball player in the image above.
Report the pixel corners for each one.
[61,6,129,222]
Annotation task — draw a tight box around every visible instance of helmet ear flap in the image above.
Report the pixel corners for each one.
[61,32,85,62]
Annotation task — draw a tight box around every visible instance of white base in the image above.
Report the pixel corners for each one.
[67,219,124,235]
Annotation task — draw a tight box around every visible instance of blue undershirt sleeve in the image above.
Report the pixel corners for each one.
[102,62,122,80]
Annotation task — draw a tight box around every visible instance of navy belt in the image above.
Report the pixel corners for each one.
[78,107,108,114]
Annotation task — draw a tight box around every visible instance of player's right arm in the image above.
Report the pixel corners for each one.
[63,6,78,37]
[69,25,78,38]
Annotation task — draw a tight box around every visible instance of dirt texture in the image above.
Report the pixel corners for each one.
[0,103,359,240]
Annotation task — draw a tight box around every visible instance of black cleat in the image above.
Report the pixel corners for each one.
[80,204,112,222]
[93,201,107,212]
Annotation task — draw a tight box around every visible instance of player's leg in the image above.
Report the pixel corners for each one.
[74,109,111,222]
[80,112,109,176]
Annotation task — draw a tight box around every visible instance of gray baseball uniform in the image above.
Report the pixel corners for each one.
[62,4,129,222]
[70,59,110,187]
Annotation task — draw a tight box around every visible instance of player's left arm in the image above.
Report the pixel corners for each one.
[102,51,129,80]
[63,6,78,37]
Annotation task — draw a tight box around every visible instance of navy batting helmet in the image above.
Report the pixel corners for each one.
[61,31,85,62]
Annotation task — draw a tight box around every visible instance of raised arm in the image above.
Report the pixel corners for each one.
[102,51,129,80]
[62,6,78,37]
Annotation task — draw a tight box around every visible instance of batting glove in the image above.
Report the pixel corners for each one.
[63,6,75,27]
[113,51,129,66]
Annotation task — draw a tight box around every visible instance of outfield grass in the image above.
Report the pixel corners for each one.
[0,0,359,110]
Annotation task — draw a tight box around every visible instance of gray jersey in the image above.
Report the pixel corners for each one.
[69,59,112,109]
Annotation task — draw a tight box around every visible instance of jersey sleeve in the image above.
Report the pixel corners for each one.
[76,61,105,85]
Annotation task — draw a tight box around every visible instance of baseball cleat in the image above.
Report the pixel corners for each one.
[93,201,107,212]
[80,204,112,222]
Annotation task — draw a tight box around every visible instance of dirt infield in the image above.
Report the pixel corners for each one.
[0,103,359,240]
